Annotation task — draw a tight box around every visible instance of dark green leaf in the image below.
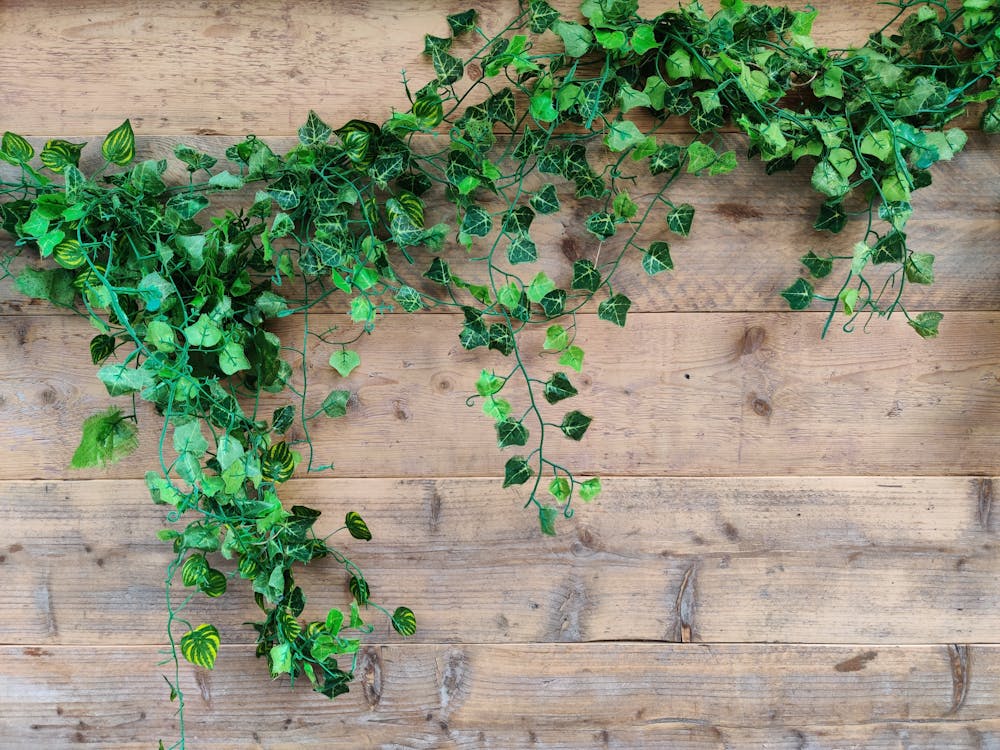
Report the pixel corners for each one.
[666,204,695,236]
[529,0,560,32]
[424,257,452,285]
[502,205,535,234]
[543,372,578,404]
[460,205,492,237]
[447,8,477,35]
[649,144,683,175]
[272,405,295,433]
[780,278,815,310]
[506,232,537,264]
[872,231,906,264]
[89,334,116,364]
[2,131,34,163]
[560,410,592,441]
[800,251,834,278]
[539,288,567,317]
[597,293,631,327]
[298,110,332,146]
[345,511,372,541]
[642,242,673,275]
[530,184,560,215]
[585,212,617,240]
[503,455,534,487]
[41,139,86,173]
[396,285,425,312]
[391,606,417,637]
[262,441,295,483]
[496,419,529,448]
[571,259,601,292]
[488,322,515,356]
[431,47,464,85]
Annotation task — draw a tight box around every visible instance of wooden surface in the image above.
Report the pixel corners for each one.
[0,1,998,749]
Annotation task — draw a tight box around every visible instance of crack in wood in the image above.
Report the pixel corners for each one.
[674,564,697,643]
[946,644,971,716]
[977,478,993,531]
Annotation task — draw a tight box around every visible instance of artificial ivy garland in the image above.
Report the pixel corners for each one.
[1,0,997,746]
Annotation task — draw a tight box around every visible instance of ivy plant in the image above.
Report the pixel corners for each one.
[0,0,997,746]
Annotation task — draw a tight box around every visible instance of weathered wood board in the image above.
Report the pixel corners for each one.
[0,0,997,748]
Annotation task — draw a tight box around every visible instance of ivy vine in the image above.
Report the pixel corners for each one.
[0,0,997,746]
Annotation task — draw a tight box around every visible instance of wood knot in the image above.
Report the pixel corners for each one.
[751,396,772,417]
[740,326,766,355]
[465,62,483,80]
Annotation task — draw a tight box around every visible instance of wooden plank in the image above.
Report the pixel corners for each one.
[1,644,998,748]
[2,476,997,645]
[0,0,910,136]
[0,312,997,480]
[2,131,998,316]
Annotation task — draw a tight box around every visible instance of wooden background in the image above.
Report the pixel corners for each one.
[1,1,998,748]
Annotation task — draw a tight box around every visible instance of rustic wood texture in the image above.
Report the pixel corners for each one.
[1,477,998,645]
[1,0,998,748]
[3,644,999,749]
[2,312,997,480]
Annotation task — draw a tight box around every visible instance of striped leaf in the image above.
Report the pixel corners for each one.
[1,131,34,163]
[199,568,227,598]
[89,334,116,365]
[180,623,220,670]
[101,120,135,166]
[304,620,325,639]
[394,191,424,227]
[345,511,372,541]
[72,264,105,290]
[53,239,86,269]
[278,607,302,640]
[261,442,294,483]
[391,606,417,637]
[181,553,209,587]
[349,575,370,605]
[237,555,258,579]
[40,139,86,173]
[412,94,444,128]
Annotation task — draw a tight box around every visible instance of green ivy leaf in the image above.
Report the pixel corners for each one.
[558,345,584,373]
[321,390,351,418]
[544,372,578,403]
[586,211,617,240]
[597,293,631,327]
[811,159,850,198]
[539,289,567,317]
[686,141,716,173]
[538,505,559,536]
[800,251,833,278]
[101,120,135,166]
[173,418,209,458]
[180,623,220,670]
[70,407,138,469]
[207,171,245,190]
[642,242,673,275]
[329,349,361,377]
[571,259,601,292]
[496,419,529,448]
[579,477,602,502]
[560,410,592,441]
[840,287,859,316]
[631,24,658,54]
[447,8,478,34]
[814,200,847,233]
[503,456,534,488]
[183,314,223,348]
[219,341,250,376]
[424,257,451,285]
[460,205,493,238]
[431,47,464,85]
[908,311,943,338]
[97,363,156,397]
[548,476,571,503]
[666,204,695,236]
[551,20,593,57]
[604,120,645,152]
[298,110,332,146]
[530,184,560,214]
[476,369,505,397]
[543,324,568,351]
[529,0,560,32]
[507,232,538,264]
[345,511,372,541]
[780,278,815,310]
[15,266,76,307]
[904,252,935,285]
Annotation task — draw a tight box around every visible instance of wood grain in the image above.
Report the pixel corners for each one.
[1,312,997,481]
[1,644,997,748]
[1,476,996,645]
[0,0,911,136]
